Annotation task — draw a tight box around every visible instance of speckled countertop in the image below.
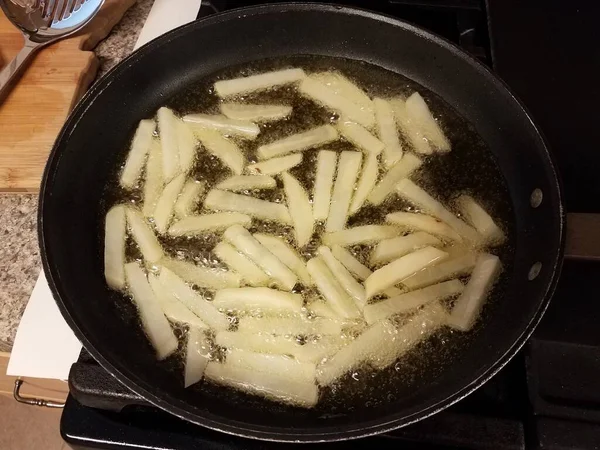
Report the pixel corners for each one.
[0,0,154,352]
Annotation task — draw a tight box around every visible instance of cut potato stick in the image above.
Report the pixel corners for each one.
[224,225,298,290]
[337,120,384,154]
[456,195,506,245]
[237,315,346,336]
[226,349,316,384]
[349,152,379,214]
[161,258,241,290]
[313,150,338,221]
[125,263,178,359]
[282,171,314,247]
[318,247,366,309]
[365,246,449,299]
[220,103,292,122]
[367,153,423,205]
[104,205,127,290]
[312,71,373,113]
[254,234,312,286]
[370,231,442,265]
[448,253,502,331]
[154,173,186,234]
[204,189,291,224]
[195,128,245,175]
[323,225,401,247]
[306,257,361,319]
[396,179,481,244]
[183,113,260,140]
[126,208,163,263]
[325,151,362,232]
[157,107,180,181]
[299,76,375,128]
[364,280,464,324]
[386,211,462,242]
[205,361,318,408]
[168,212,251,236]
[246,153,303,176]
[214,68,306,97]
[184,327,210,388]
[257,125,338,159]
[174,180,205,218]
[405,92,451,152]
[159,267,230,330]
[142,140,164,217]
[308,300,341,319]
[374,98,403,167]
[176,120,197,174]
[216,175,276,191]
[403,253,477,290]
[213,241,269,286]
[148,274,208,329]
[390,98,432,155]
[214,287,303,314]
[120,119,155,188]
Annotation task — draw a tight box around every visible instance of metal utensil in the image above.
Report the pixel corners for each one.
[0,0,104,102]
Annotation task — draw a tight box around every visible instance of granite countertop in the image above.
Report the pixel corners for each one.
[0,0,154,352]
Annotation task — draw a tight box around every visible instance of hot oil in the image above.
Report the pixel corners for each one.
[103,55,515,414]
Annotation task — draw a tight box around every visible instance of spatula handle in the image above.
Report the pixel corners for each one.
[0,35,43,104]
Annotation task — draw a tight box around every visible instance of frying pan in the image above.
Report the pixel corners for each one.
[39,3,565,442]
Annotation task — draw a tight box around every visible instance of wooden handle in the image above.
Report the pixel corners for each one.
[565,213,600,261]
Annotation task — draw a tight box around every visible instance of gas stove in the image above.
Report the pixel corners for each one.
[60,1,600,449]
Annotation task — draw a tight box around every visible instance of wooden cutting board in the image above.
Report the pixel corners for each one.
[0,0,137,192]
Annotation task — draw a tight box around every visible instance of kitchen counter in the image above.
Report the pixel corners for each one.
[0,0,154,352]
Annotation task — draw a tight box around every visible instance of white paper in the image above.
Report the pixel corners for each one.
[7,0,203,381]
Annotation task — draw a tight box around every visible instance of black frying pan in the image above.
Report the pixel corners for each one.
[39,3,564,442]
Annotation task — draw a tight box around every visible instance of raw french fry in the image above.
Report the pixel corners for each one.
[254,234,311,286]
[323,225,401,247]
[168,212,251,236]
[214,68,306,97]
[124,263,178,359]
[195,128,245,175]
[120,119,155,188]
[390,98,432,155]
[220,103,292,122]
[386,211,462,242]
[257,125,338,159]
[226,349,316,384]
[306,257,361,319]
[126,208,163,263]
[174,180,205,218]
[216,175,276,191]
[282,171,314,247]
[374,98,403,167]
[213,241,269,286]
[148,274,208,329]
[337,120,384,154]
[403,253,477,290]
[312,71,373,113]
[246,153,303,176]
[176,120,197,174]
[370,232,442,265]
[325,151,362,232]
[448,253,502,331]
[312,150,338,221]
[158,267,230,330]
[299,76,375,128]
[224,224,298,290]
[318,247,366,309]
[183,113,260,140]
[456,195,506,245]
[349,152,379,214]
[308,300,340,319]
[396,179,481,244]
[104,205,127,290]
[213,287,303,314]
[157,107,180,181]
[142,140,164,217]
[184,327,210,387]
[161,258,241,290]
[367,153,423,205]
[365,246,449,299]
[237,315,346,336]
[204,189,291,224]
[363,280,464,324]
[154,173,186,234]
[405,92,451,152]
[205,361,318,408]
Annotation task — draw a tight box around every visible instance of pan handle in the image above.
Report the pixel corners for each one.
[565,213,600,261]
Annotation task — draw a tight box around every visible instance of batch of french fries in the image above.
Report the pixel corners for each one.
[104,67,505,408]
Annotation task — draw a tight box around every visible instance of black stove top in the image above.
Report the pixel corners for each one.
[61,1,600,449]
